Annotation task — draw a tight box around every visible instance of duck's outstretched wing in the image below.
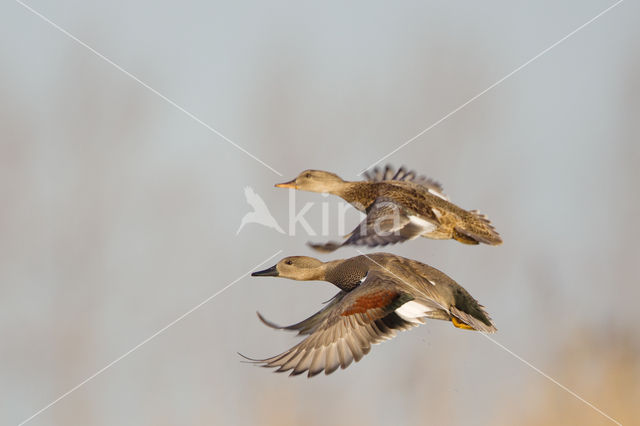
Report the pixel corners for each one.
[242,272,417,377]
[256,292,347,336]
[308,198,431,252]
[363,164,448,201]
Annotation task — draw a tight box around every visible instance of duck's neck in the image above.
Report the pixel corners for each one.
[294,264,328,281]
[330,181,377,210]
[323,259,369,292]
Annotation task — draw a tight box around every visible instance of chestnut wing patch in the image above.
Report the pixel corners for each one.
[341,290,410,316]
[341,290,396,316]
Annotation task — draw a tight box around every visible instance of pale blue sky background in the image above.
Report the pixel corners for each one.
[1,1,638,425]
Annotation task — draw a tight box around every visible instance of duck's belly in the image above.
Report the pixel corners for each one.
[395,301,433,323]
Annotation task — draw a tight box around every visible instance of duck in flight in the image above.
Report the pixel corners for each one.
[244,253,496,377]
[275,165,502,251]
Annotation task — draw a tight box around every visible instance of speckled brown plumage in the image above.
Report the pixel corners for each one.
[276,165,502,251]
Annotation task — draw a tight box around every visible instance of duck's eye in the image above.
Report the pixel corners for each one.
[305,173,311,178]
[285,260,293,265]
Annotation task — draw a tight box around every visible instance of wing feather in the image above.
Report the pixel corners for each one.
[244,271,419,377]
[363,164,448,200]
[308,198,431,252]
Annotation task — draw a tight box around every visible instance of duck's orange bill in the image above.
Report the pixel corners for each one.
[275,180,297,189]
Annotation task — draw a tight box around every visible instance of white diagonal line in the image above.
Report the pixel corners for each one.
[13,0,283,177]
[17,250,283,426]
[355,249,621,425]
[358,0,624,175]
[482,334,622,425]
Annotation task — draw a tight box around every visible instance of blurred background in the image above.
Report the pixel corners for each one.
[1,0,638,425]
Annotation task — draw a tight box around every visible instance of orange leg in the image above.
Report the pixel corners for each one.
[451,316,475,330]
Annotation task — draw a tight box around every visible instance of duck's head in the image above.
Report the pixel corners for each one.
[275,170,345,193]
[251,256,325,281]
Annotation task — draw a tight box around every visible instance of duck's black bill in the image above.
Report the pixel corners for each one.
[251,265,279,277]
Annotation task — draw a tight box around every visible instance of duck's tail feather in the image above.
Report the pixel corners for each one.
[450,306,497,333]
[449,286,497,333]
[454,210,502,245]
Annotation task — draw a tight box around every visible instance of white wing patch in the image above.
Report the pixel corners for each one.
[431,208,443,220]
[427,188,448,201]
[408,215,436,236]
[395,301,432,323]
